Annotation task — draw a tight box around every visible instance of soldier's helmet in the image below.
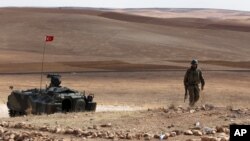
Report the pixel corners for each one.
[191,59,198,65]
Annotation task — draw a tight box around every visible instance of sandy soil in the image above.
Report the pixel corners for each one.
[0,7,249,140]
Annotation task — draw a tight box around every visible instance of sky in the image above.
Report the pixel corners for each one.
[1,0,250,12]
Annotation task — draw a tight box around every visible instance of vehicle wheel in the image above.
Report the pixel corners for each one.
[9,109,26,117]
[86,102,97,111]
[74,99,86,112]
[9,109,16,117]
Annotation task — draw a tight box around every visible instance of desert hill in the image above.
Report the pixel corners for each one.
[0,8,249,141]
[0,8,250,73]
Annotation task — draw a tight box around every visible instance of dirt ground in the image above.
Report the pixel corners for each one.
[0,71,250,108]
[0,71,249,140]
[0,7,249,140]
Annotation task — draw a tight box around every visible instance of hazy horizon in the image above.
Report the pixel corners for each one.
[1,0,250,12]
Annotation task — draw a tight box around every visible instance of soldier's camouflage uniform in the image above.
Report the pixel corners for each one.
[184,68,205,106]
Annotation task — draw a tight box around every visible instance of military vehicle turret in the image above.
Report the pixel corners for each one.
[7,74,96,117]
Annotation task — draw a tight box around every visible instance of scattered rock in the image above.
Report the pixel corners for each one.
[14,122,26,128]
[73,128,83,135]
[202,127,216,134]
[168,124,175,128]
[192,130,202,136]
[108,133,115,139]
[164,132,170,138]
[190,109,196,113]
[173,130,183,135]
[0,121,9,127]
[101,123,112,127]
[126,133,133,140]
[54,127,64,134]
[170,132,176,137]
[201,104,215,111]
[143,133,152,137]
[153,134,159,139]
[39,126,49,131]
[87,126,93,129]
[216,126,229,134]
[64,128,74,134]
[224,128,230,134]
[184,130,193,135]
[9,133,15,139]
[194,122,201,128]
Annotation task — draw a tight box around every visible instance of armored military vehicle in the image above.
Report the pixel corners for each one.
[7,74,96,117]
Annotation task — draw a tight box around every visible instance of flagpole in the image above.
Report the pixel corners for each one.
[39,41,47,92]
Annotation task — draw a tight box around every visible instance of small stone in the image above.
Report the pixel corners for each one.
[224,128,230,134]
[194,122,201,128]
[216,126,224,133]
[54,127,62,133]
[126,133,133,140]
[88,126,93,129]
[0,121,9,127]
[184,130,193,135]
[14,122,26,128]
[202,127,216,134]
[101,123,112,127]
[73,128,83,135]
[173,130,183,135]
[170,132,176,137]
[143,133,152,137]
[192,130,202,136]
[9,134,15,139]
[153,134,159,139]
[190,109,196,113]
[165,132,170,137]
[39,126,49,131]
[64,128,74,134]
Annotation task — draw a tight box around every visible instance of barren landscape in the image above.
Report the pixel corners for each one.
[0,8,249,140]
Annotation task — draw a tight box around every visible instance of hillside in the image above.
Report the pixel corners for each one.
[0,8,250,73]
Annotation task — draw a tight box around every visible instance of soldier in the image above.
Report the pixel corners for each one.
[47,74,61,87]
[184,59,205,107]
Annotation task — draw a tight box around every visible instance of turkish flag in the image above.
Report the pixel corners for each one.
[45,35,54,42]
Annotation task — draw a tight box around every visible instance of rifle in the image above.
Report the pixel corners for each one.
[184,86,188,103]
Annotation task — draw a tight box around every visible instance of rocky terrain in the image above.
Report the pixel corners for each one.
[0,7,250,140]
[1,104,250,140]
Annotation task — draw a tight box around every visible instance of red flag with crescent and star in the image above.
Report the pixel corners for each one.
[45,35,54,42]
